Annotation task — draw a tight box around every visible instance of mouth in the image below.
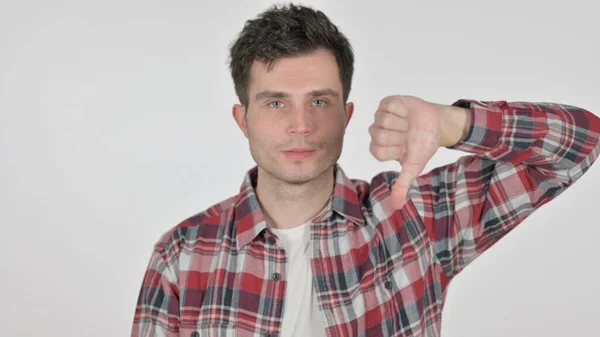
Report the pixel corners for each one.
[282,149,315,160]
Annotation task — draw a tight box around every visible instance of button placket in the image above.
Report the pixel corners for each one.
[267,235,284,281]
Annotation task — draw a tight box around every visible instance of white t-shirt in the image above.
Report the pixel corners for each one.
[270,221,327,337]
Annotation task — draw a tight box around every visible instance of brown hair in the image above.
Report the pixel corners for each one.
[228,3,354,107]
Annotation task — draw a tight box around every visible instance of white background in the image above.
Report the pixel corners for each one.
[1,0,599,336]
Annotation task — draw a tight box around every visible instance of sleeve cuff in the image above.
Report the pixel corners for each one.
[446,99,506,154]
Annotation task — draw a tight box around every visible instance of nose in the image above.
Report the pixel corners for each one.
[287,106,314,137]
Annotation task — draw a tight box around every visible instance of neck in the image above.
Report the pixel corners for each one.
[255,165,335,229]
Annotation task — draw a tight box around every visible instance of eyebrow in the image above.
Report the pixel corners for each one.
[254,88,340,101]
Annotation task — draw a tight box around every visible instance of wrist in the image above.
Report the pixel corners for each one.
[437,104,471,148]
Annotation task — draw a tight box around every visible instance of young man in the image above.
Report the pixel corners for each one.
[131,4,600,337]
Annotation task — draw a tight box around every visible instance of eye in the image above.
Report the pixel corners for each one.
[268,101,284,108]
[312,99,327,107]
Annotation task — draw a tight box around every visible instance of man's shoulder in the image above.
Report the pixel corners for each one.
[153,194,240,252]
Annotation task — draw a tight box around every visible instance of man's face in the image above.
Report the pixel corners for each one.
[233,48,354,185]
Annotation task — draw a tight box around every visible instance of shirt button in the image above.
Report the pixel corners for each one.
[191,332,200,337]
[267,237,276,245]
[384,280,393,289]
[272,272,281,281]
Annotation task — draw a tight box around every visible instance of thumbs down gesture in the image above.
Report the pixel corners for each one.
[368,95,470,209]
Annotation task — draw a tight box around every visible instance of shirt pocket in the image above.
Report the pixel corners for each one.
[359,273,394,313]
[382,255,427,332]
[354,236,395,320]
[180,323,238,337]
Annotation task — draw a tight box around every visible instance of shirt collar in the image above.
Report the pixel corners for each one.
[234,163,365,250]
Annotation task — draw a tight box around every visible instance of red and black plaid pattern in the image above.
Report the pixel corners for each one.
[132,99,600,337]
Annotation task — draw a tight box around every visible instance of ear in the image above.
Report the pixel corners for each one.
[344,102,354,127]
[232,104,249,139]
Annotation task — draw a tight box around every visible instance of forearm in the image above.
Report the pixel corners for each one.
[414,100,599,280]
[436,103,471,148]
[444,99,600,184]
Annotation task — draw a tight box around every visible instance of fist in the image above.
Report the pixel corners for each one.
[368,95,442,209]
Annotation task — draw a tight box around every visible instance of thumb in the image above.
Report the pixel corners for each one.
[391,162,419,209]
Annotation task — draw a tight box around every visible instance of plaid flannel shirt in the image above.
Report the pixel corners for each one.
[131,99,600,337]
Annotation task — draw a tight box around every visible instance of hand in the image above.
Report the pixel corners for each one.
[369,95,442,209]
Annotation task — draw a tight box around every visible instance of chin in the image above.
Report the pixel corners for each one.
[280,161,335,184]
[280,176,315,185]
[255,162,314,185]
[275,167,317,184]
